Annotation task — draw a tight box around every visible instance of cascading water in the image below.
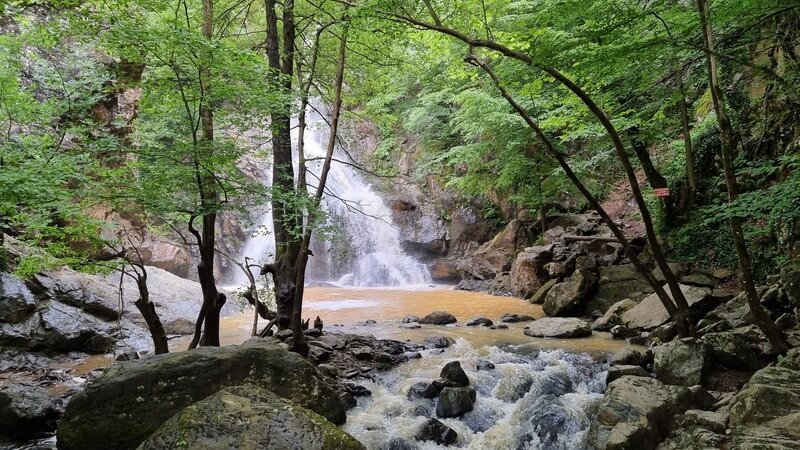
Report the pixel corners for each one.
[233,106,431,287]
[344,339,608,450]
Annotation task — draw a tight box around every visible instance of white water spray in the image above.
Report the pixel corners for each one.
[233,106,431,287]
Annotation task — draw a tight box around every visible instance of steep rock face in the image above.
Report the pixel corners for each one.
[0,273,37,323]
[455,219,528,280]
[727,352,800,449]
[139,386,364,450]
[509,245,553,298]
[57,340,347,450]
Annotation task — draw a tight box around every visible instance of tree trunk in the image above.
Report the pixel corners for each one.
[188,0,225,348]
[132,268,168,354]
[695,0,788,352]
[265,0,300,331]
[678,82,697,214]
[291,20,349,357]
[628,128,678,227]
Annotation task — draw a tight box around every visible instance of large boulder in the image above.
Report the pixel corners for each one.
[727,354,800,448]
[139,386,364,450]
[622,284,714,330]
[606,365,650,383]
[701,331,762,371]
[529,278,558,305]
[419,311,457,325]
[415,418,457,445]
[653,338,711,386]
[440,361,470,387]
[592,264,653,312]
[509,245,553,298]
[0,272,36,323]
[436,386,476,418]
[0,301,121,353]
[429,262,460,283]
[57,340,347,450]
[523,318,591,338]
[542,269,596,316]
[592,298,638,331]
[31,269,122,321]
[592,376,692,450]
[0,383,63,440]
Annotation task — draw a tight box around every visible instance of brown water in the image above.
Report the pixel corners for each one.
[170,286,631,354]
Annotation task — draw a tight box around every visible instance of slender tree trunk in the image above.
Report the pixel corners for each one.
[678,82,697,214]
[131,267,168,354]
[628,127,677,227]
[695,0,788,352]
[265,0,300,331]
[188,0,225,348]
[466,56,693,337]
[291,22,349,357]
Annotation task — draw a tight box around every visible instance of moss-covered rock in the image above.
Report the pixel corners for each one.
[138,386,364,450]
[57,340,346,450]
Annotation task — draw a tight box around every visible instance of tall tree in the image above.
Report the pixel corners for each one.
[695,0,788,352]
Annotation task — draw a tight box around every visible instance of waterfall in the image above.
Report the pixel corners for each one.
[233,106,432,288]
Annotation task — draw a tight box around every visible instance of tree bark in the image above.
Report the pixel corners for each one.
[265,0,300,331]
[678,82,697,214]
[695,0,788,352]
[131,267,168,354]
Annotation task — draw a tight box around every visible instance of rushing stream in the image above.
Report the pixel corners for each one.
[168,287,631,450]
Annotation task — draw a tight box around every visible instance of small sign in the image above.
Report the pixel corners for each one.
[654,188,670,197]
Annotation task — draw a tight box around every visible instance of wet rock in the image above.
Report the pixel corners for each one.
[500,313,535,323]
[350,346,374,360]
[399,322,421,329]
[650,322,678,344]
[610,325,640,339]
[591,298,638,331]
[475,359,495,371]
[622,284,714,330]
[701,331,762,371]
[0,272,37,323]
[652,262,686,283]
[440,361,470,387]
[412,404,432,417]
[57,341,347,450]
[593,264,653,311]
[424,335,455,349]
[653,338,711,386]
[679,271,717,288]
[523,318,591,338]
[309,345,332,364]
[529,278,558,305]
[139,386,364,450]
[436,386,476,418]
[466,317,493,327]
[380,437,418,450]
[343,383,372,398]
[542,269,596,317]
[419,311,457,325]
[115,350,140,362]
[408,382,439,400]
[400,315,420,324]
[455,279,490,292]
[415,418,457,445]
[607,365,650,383]
[610,347,652,367]
[30,269,121,321]
[0,384,63,440]
[728,358,800,448]
[592,376,692,450]
[509,245,553,298]
[430,262,460,283]
[489,324,509,330]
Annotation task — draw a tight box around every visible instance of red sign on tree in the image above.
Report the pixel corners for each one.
[654,188,670,197]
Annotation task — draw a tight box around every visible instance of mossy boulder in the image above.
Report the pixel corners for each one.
[138,386,364,450]
[57,340,346,450]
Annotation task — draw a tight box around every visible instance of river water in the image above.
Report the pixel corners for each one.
[167,286,630,450]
